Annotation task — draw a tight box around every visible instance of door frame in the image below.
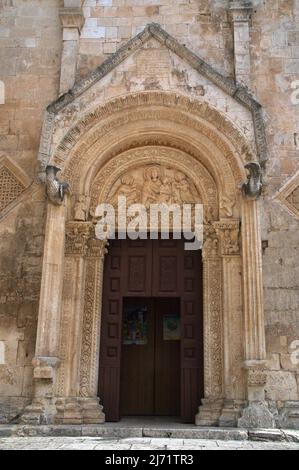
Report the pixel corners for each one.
[99,237,203,423]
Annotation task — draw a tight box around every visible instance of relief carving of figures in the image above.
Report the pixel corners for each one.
[202,224,219,259]
[109,175,141,207]
[142,165,163,208]
[107,164,202,210]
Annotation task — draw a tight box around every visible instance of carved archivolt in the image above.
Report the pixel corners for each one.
[44,93,248,201]
[49,93,255,171]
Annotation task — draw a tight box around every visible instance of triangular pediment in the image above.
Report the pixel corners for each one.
[45,23,267,165]
[49,23,260,113]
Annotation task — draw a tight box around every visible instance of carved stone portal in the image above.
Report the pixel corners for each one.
[23,91,270,428]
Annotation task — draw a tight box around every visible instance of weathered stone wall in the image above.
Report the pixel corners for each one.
[249,0,299,421]
[0,0,62,422]
[78,0,234,79]
[0,0,298,425]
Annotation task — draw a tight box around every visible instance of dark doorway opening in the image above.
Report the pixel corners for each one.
[99,238,203,423]
[120,297,181,417]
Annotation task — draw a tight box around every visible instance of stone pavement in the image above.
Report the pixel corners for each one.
[0,436,299,450]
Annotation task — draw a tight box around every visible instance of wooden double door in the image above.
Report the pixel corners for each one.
[120,297,181,417]
[99,238,203,423]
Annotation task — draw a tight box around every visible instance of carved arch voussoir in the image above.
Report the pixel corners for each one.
[43,93,255,183]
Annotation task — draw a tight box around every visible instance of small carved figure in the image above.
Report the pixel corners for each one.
[74,196,88,221]
[242,162,263,200]
[220,195,235,218]
[142,166,163,207]
[173,171,199,204]
[159,177,174,204]
[46,165,70,205]
[110,174,140,207]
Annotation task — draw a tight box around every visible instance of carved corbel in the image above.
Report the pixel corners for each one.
[46,165,70,206]
[242,162,263,200]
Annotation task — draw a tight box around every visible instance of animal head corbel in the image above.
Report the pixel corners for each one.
[45,165,70,206]
[242,162,263,200]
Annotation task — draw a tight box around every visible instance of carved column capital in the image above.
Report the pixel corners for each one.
[86,237,109,260]
[65,222,92,256]
[229,1,253,23]
[59,7,85,32]
[213,219,241,256]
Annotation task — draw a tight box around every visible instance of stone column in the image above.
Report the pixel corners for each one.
[214,220,247,427]
[78,236,107,424]
[229,1,253,88]
[21,203,67,424]
[196,226,224,426]
[238,199,275,428]
[59,1,85,95]
[55,224,106,425]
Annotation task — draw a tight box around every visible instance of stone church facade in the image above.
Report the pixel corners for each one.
[0,0,298,429]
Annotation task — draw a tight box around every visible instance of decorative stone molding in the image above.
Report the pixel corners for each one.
[275,170,299,220]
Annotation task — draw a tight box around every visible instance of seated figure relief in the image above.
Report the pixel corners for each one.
[107,164,202,209]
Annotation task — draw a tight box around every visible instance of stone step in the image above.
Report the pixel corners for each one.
[0,425,298,442]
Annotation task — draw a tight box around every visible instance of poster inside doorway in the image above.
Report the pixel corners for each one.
[123,306,148,345]
[163,314,181,341]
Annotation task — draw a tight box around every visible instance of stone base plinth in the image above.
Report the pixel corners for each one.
[195,399,224,426]
[20,398,57,426]
[238,401,276,429]
[279,401,299,430]
[55,397,105,425]
[219,400,247,428]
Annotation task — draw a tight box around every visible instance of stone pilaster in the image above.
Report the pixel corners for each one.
[21,203,67,424]
[238,199,275,428]
[230,1,253,88]
[59,1,85,95]
[196,226,224,426]
[55,223,106,425]
[214,220,247,427]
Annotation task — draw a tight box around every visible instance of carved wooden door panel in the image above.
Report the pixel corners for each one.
[180,249,204,422]
[99,239,152,422]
